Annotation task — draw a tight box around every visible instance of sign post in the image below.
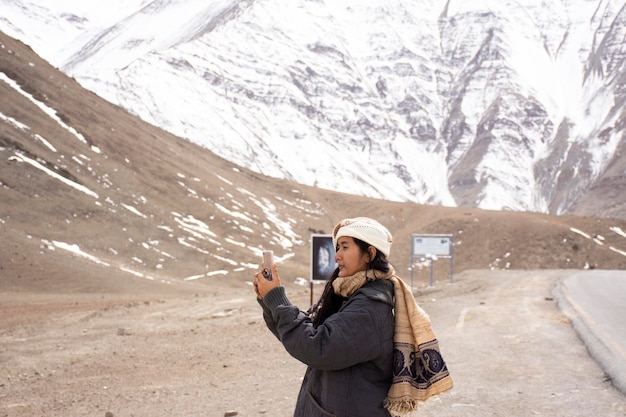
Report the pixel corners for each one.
[410,234,453,288]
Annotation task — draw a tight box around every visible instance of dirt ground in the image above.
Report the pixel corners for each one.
[1,269,625,417]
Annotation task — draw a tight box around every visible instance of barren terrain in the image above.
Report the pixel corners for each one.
[2,269,625,417]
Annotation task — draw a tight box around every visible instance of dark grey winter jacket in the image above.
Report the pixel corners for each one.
[260,279,395,417]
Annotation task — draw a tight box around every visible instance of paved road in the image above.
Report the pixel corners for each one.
[555,270,626,395]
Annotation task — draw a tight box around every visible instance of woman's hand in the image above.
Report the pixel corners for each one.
[254,262,281,300]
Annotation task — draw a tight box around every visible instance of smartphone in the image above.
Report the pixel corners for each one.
[262,250,273,281]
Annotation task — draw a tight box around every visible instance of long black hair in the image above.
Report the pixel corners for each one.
[310,237,390,328]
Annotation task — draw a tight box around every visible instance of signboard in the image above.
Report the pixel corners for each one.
[412,236,452,256]
[410,234,454,287]
[311,234,337,282]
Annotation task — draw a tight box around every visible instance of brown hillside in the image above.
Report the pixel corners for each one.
[0,31,625,296]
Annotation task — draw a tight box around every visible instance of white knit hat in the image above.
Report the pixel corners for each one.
[332,217,393,257]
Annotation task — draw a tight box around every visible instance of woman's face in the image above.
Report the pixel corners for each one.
[335,236,371,277]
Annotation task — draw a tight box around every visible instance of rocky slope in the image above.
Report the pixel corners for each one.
[2,32,626,291]
[1,0,625,218]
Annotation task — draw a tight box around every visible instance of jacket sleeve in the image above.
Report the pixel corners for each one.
[257,297,281,340]
[262,286,391,371]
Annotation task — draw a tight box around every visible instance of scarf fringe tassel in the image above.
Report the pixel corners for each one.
[384,398,419,417]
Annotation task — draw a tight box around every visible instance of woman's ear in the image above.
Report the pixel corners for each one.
[367,246,377,262]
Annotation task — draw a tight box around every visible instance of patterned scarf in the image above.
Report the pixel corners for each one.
[333,266,453,417]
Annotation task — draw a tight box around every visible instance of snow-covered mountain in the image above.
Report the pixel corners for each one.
[2,0,625,218]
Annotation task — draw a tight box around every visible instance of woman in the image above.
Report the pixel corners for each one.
[254,217,452,417]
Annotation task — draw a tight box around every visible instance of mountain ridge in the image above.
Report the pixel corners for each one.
[1,31,626,291]
[2,0,625,219]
